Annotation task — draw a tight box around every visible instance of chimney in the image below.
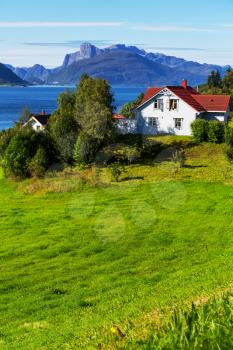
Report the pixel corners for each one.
[182,79,187,89]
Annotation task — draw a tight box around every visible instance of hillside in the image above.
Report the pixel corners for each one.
[47,50,193,86]
[46,50,222,86]
[0,63,27,86]
[1,139,233,349]
[6,43,231,86]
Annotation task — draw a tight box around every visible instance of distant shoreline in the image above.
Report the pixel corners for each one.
[0,84,146,89]
[0,84,28,88]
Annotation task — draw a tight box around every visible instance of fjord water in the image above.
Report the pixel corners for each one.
[0,86,143,130]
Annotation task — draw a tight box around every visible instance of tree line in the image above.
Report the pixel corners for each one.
[200,68,233,109]
[0,74,115,178]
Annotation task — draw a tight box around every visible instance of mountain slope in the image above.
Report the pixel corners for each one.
[5,42,231,86]
[62,43,229,77]
[0,63,27,85]
[47,50,225,86]
[48,51,175,85]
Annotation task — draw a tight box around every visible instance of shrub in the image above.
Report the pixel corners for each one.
[108,162,126,182]
[28,147,49,178]
[172,149,186,168]
[141,140,163,159]
[125,293,233,350]
[124,146,141,164]
[207,121,224,143]
[74,133,100,166]
[223,126,233,165]
[225,145,233,163]
[0,128,17,159]
[191,119,208,143]
[3,130,56,178]
[115,134,144,148]
[225,125,233,146]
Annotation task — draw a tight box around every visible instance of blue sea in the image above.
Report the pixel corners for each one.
[0,86,144,130]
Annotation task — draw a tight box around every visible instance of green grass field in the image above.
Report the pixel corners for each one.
[124,292,233,349]
[1,140,233,349]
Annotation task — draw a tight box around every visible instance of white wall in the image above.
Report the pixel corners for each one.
[136,90,198,136]
[203,111,229,123]
[27,118,44,132]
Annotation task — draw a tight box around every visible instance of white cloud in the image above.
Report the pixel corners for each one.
[131,25,215,33]
[0,22,123,28]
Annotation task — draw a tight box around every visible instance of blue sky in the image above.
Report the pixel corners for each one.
[1,0,233,67]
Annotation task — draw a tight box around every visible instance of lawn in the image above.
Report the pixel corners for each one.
[1,141,233,349]
[124,292,233,349]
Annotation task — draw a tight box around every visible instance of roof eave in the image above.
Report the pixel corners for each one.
[205,110,228,113]
[30,116,44,126]
[136,90,162,109]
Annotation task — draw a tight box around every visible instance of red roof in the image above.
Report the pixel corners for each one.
[141,87,162,104]
[191,95,231,112]
[168,86,204,112]
[138,85,231,113]
[113,114,126,120]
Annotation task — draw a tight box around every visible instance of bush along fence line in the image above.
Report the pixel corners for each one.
[191,119,225,144]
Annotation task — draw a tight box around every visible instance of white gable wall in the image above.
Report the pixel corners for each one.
[136,90,199,136]
[25,117,45,132]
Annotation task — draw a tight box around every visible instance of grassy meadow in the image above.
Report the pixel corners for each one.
[1,137,233,348]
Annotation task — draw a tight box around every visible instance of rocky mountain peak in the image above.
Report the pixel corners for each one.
[79,42,100,59]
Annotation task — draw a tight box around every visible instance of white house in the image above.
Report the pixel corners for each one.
[24,112,51,131]
[135,80,231,136]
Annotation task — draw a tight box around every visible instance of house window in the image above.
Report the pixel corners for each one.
[167,99,178,110]
[148,117,158,127]
[154,99,163,110]
[174,118,183,130]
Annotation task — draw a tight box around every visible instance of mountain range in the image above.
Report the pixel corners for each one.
[0,63,27,86]
[2,42,232,87]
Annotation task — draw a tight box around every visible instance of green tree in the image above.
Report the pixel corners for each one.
[74,132,100,166]
[77,101,113,140]
[0,128,17,159]
[76,74,114,117]
[57,90,76,117]
[208,70,222,88]
[49,90,78,164]
[28,146,49,178]
[74,75,115,164]
[200,69,233,110]
[119,93,144,119]
[3,130,56,178]
[75,75,114,138]
[222,68,233,91]
[18,106,31,124]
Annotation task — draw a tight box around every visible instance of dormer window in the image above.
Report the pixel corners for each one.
[154,99,163,111]
[167,99,179,110]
